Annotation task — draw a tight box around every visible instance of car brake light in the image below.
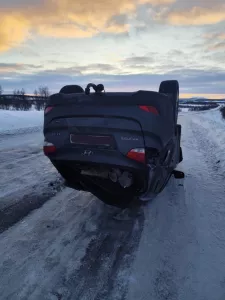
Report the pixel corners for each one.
[43,141,56,155]
[139,106,159,115]
[44,106,54,114]
[127,148,146,164]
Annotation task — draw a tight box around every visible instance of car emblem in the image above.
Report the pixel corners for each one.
[82,150,94,156]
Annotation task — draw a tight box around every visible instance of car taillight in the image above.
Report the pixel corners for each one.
[43,141,56,155]
[44,106,54,114]
[139,106,159,115]
[127,148,146,164]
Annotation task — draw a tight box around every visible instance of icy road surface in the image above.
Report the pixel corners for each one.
[0,109,225,300]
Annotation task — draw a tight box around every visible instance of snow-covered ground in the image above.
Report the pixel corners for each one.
[128,110,225,300]
[0,109,43,135]
[0,110,63,232]
[0,108,225,300]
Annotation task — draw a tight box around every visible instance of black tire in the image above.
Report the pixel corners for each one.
[176,124,181,136]
[175,125,183,163]
[60,85,84,94]
[179,147,183,163]
[159,80,179,124]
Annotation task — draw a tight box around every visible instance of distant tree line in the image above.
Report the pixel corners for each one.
[0,85,50,111]
[189,105,218,111]
[180,103,219,111]
[0,84,224,116]
[179,103,219,112]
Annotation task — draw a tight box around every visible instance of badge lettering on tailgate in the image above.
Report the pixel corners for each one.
[82,150,94,156]
[121,136,139,141]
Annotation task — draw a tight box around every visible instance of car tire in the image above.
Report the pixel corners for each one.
[59,85,84,94]
[179,147,183,162]
[159,80,179,124]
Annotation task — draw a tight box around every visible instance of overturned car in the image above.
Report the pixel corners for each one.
[43,80,183,208]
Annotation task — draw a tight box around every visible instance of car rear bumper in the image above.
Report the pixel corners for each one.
[45,146,147,173]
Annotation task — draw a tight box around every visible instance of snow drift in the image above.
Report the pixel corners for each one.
[0,109,43,135]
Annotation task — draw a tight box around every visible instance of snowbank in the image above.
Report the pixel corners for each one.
[179,107,190,113]
[189,108,225,173]
[0,110,44,135]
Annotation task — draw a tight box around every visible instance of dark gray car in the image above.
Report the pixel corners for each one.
[43,80,183,208]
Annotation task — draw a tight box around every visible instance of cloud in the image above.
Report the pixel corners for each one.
[209,41,225,50]
[203,32,225,40]
[168,50,184,56]
[164,4,225,25]
[1,0,225,53]
[52,63,121,75]
[78,63,119,73]
[200,29,225,51]
[0,0,132,52]
[121,55,155,65]
[119,51,208,75]
[0,62,120,76]
[105,14,130,33]
[2,48,223,79]
[0,0,133,52]
[1,68,225,97]
[0,14,30,51]
[0,0,179,52]
[138,0,175,5]
[2,49,225,96]
[0,63,41,73]
[37,24,96,38]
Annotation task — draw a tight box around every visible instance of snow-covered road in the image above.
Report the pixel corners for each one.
[0,130,64,232]
[0,109,225,300]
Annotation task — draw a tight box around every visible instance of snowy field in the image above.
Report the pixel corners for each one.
[0,107,225,300]
[0,109,43,135]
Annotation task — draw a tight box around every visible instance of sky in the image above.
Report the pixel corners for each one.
[0,0,225,98]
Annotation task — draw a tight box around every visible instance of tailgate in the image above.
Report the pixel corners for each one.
[44,115,145,156]
[44,91,173,151]
[43,96,167,166]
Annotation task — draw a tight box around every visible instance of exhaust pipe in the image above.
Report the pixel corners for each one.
[81,169,109,179]
[81,168,134,188]
[109,169,133,188]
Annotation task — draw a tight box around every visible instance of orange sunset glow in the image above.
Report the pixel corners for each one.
[0,0,224,98]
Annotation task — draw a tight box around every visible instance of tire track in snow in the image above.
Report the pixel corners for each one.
[0,131,65,233]
[0,177,65,233]
[57,203,144,300]
[0,190,145,300]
